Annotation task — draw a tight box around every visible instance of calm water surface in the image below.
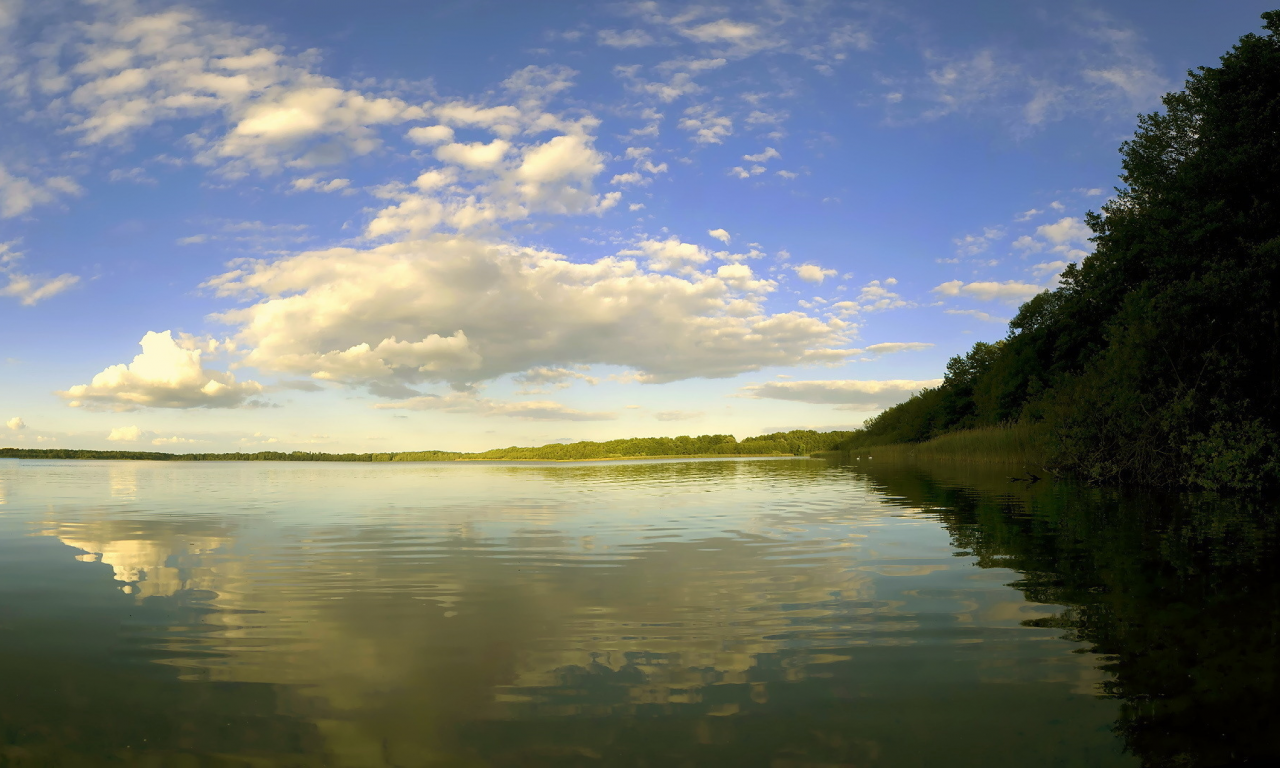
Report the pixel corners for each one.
[0,457,1276,767]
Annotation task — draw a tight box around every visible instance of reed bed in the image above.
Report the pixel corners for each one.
[837,423,1051,466]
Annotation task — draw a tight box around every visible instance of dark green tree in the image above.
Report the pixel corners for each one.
[842,11,1280,491]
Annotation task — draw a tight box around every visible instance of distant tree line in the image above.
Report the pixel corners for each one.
[0,430,853,464]
[840,13,1280,492]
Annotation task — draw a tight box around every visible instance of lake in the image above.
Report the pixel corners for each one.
[0,457,1275,767]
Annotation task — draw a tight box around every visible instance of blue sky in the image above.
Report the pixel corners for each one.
[0,0,1269,453]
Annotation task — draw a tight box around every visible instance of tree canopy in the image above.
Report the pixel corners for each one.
[842,12,1280,492]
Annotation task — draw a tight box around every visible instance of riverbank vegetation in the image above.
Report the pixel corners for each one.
[839,13,1280,492]
[838,423,1050,467]
[0,429,854,463]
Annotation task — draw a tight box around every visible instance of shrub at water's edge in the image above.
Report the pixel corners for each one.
[838,13,1280,492]
[831,424,1051,467]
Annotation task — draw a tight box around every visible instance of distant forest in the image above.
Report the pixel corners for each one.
[0,430,853,463]
[840,13,1280,492]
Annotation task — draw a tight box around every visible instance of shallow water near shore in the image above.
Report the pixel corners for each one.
[0,457,1275,767]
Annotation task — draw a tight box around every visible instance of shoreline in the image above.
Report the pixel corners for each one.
[0,451,805,465]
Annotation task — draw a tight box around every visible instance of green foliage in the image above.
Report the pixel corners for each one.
[0,430,854,464]
[844,423,1051,466]
[839,12,1280,492]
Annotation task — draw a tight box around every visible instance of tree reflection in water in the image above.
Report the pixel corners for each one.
[846,459,1280,768]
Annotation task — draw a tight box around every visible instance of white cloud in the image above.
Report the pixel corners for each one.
[513,366,599,391]
[1015,208,1042,222]
[1012,235,1042,253]
[953,226,1005,256]
[58,331,263,411]
[405,125,455,145]
[103,426,204,445]
[204,235,850,390]
[678,104,732,144]
[0,164,82,218]
[794,264,837,284]
[108,167,156,184]
[5,417,24,431]
[742,147,780,163]
[501,65,577,110]
[944,308,1007,323]
[107,425,142,442]
[740,379,943,409]
[932,279,1045,303]
[618,236,711,273]
[152,436,204,446]
[0,241,79,305]
[863,342,932,355]
[598,29,656,48]
[435,139,511,170]
[1036,216,1092,245]
[617,59,726,103]
[676,19,778,57]
[837,279,907,312]
[1,269,80,306]
[15,7,429,179]
[708,228,730,244]
[291,177,350,193]
[367,127,614,237]
[1032,260,1071,278]
[372,392,616,421]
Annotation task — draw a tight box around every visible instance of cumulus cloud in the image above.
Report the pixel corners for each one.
[58,331,263,411]
[1012,235,1042,252]
[5,417,24,431]
[708,228,730,244]
[203,235,851,391]
[829,279,906,313]
[619,236,712,272]
[740,379,943,409]
[107,425,142,442]
[932,279,1045,303]
[405,125,455,145]
[793,264,836,284]
[1036,216,1092,246]
[435,139,510,170]
[106,425,206,445]
[372,392,616,421]
[367,126,617,238]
